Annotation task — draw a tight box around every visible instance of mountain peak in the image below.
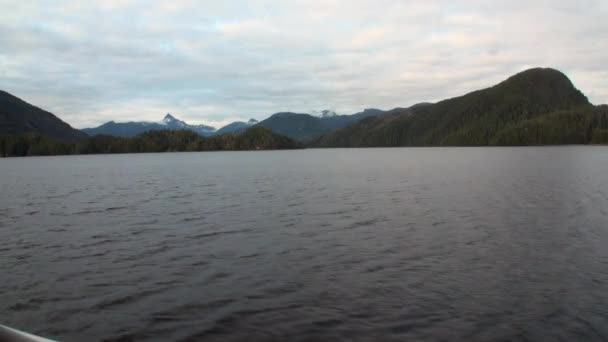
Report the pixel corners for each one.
[248,118,259,124]
[506,67,557,81]
[498,67,589,106]
[312,109,338,118]
[83,112,216,136]
[163,113,176,122]
[321,110,338,118]
[314,67,594,147]
[504,67,574,89]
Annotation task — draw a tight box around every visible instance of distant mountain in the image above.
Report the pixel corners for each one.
[312,110,338,118]
[82,113,216,137]
[257,108,385,142]
[0,90,86,140]
[160,114,216,135]
[257,112,328,142]
[81,107,384,141]
[216,118,259,134]
[320,108,386,131]
[313,68,604,147]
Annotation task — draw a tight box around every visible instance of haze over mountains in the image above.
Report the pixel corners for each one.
[1,67,608,157]
[81,109,385,142]
[81,114,217,137]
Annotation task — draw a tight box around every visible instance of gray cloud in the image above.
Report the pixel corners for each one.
[0,0,606,128]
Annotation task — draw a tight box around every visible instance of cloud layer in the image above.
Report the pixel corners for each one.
[0,0,606,128]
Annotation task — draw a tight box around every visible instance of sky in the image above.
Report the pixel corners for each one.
[0,0,607,129]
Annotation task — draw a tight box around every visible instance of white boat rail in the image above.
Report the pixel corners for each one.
[0,325,57,342]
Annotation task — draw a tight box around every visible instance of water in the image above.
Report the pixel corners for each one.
[2,147,608,342]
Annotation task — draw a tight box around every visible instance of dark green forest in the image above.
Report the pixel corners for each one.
[314,68,608,147]
[489,105,608,145]
[0,126,299,157]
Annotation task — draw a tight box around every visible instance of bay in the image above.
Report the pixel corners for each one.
[2,147,608,341]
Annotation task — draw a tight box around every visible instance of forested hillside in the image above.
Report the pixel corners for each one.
[313,68,606,147]
[0,90,86,140]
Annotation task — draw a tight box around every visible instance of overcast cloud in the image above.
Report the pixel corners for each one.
[0,0,606,128]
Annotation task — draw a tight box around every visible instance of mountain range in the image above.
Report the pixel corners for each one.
[81,113,217,137]
[1,67,607,157]
[81,109,384,142]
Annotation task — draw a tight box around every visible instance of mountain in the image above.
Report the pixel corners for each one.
[313,68,603,147]
[257,109,385,142]
[81,113,216,137]
[0,90,86,141]
[160,114,216,136]
[257,112,328,142]
[320,108,386,131]
[216,118,258,134]
[81,107,385,141]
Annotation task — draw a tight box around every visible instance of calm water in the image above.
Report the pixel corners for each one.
[2,147,608,341]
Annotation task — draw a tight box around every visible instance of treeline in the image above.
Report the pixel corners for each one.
[0,126,299,157]
[490,105,608,145]
[314,105,608,147]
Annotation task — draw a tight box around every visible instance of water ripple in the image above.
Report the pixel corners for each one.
[2,148,608,341]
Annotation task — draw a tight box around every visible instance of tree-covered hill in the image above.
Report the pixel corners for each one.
[257,112,328,142]
[0,126,299,157]
[0,90,86,140]
[313,68,603,147]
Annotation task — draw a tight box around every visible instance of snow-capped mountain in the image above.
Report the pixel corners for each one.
[160,113,216,135]
[312,110,338,118]
[161,113,188,127]
[82,113,217,137]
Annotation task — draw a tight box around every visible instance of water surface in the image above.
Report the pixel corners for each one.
[2,147,608,341]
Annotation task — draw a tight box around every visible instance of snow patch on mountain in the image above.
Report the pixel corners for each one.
[312,110,338,118]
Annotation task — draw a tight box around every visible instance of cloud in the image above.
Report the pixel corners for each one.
[0,0,606,128]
